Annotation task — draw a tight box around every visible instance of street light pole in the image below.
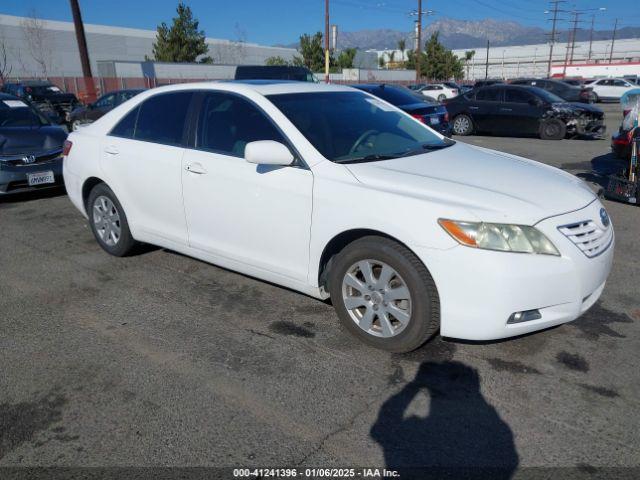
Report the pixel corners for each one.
[588,14,595,61]
[416,0,422,82]
[609,18,618,63]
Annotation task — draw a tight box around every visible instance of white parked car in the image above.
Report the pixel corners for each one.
[587,78,637,102]
[63,81,614,352]
[419,83,458,101]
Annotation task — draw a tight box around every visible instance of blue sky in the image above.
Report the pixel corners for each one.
[2,0,638,45]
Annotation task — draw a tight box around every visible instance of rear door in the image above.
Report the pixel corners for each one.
[100,91,194,245]
[498,88,543,135]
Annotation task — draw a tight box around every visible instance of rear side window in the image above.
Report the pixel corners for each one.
[110,106,139,138]
[476,88,502,101]
[134,92,193,146]
[197,92,285,157]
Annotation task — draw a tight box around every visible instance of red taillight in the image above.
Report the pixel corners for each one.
[411,113,426,124]
[444,111,450,122]
[62,140,73,156]
[623,109,631,118]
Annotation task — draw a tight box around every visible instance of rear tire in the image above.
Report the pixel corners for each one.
[437,94,447,102]
[87,183,137,257]
[591,92,599,103]
[539,119,566,140]
[452,114,474,136]
[328,236,440,353]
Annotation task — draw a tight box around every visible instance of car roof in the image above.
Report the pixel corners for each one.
[136,80,356,97]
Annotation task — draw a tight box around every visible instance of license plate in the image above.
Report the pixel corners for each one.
[429,116,440,125]
[27,171,55,186]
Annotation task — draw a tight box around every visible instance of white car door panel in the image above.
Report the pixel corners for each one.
[100,91,194,245]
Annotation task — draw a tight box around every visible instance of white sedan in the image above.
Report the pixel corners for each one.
[418,83,458,101]
[587,78,637,102]
[63,81,614,352]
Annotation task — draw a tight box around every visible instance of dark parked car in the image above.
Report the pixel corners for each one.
[68,89,144,130]
[234,65,316,82]
[2,80,79,125]
[351,83,452,136]
[0,93,67,195]
[510,78,595,103]
[446,84,605,140]
[474,79,504,88]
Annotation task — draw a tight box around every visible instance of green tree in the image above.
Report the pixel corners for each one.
[464,50,476,80]
[408,33,464,80]
[265,56,290,66]
[378,56,386,69]
[397,39,406,66]
[336,48,357,69]
[152,2,209,63]
[297,32,325,72]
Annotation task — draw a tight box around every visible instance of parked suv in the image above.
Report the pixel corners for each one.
[234,65,317,82]
[2,81,79,125]
[510,78,595,103]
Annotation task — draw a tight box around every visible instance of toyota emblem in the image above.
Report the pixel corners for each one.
[599,208,610,228]
[22,155,36,164]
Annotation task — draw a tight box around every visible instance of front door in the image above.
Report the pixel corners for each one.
[181,91,313,282]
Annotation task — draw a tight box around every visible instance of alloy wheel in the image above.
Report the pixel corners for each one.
[453,116,470,134]
[93,195,121,246]
[341,259,412,338]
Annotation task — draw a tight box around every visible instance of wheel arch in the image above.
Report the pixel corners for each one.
[317,228,428,292]
[81,176,106,212]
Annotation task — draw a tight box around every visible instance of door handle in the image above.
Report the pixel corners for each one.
[104,145,119,155]
[469,106,479,110]
[499,108,513,112]
[185,162,207,175]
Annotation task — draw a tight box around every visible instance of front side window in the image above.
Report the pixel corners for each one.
[268,91,451,163]
[505,89,534,104]
[95,94,116,109]
[197,92,285,157]
[134,91,193,146]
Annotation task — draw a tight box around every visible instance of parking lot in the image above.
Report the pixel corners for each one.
[1,102,639,475]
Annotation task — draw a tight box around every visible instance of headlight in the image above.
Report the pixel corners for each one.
[438,219,560,256]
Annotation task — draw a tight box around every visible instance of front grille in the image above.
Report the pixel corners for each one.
[1,150,62,167]
[558,220,613,258]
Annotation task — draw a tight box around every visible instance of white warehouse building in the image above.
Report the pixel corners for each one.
[0,13,297,78]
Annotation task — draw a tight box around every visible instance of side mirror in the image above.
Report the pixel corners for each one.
[245,140,294,166]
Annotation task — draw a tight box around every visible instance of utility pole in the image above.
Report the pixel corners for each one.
[324,0,330,83]
[568,11,581,64]
[588,14,595,61]
[415,0,422,82]
[69,0,96,101]
[546,0,564,78]
[485,40,490,79]
[609,18,618,63]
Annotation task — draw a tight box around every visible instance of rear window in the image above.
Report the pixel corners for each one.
[134,92,193,146]
[0,100,49,127]
[476,88,502,101]
[363,86,435,106]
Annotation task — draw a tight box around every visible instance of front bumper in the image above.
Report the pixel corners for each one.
[574,119,606,137]
[0,156,64,195]
[413,199,614,341]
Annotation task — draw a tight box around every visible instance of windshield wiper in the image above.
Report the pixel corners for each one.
[334,154,398,164]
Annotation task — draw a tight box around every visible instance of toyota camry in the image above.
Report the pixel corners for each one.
[63,81,614,352]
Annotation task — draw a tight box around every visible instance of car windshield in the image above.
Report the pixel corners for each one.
[268,91,452,163]
[27,85,62,96]
[363,86,436,106]
[530,87,566,104]
[0,101,49,127]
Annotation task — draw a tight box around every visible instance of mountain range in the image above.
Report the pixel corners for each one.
[279,18,640,51]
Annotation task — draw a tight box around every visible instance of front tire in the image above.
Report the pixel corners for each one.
[87,183,137,257]
[452,114,474,136]
[539,118,566,140]
[437,94,447,102]
[328,236,440,353]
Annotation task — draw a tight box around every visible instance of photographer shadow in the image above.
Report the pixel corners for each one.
[371,361,519,479]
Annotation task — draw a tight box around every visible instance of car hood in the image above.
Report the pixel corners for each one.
[0,126,67,156]
[344,142,596,225]
[553,102,603,116]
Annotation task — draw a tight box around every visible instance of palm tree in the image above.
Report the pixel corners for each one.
[464,50,476,81]
[378,56,386,69]
[397,38,406,66]
[389,50,396,67]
